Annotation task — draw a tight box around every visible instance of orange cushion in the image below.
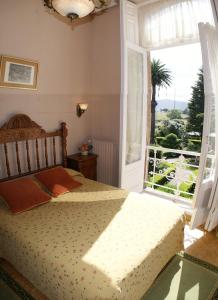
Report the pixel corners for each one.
[0,178,51,214]
[35,167,82,197]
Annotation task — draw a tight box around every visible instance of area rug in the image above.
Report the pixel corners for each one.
[0,266,35,300]
[142,252,218,300]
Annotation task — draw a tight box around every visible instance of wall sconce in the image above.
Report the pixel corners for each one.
[77,103,88,117]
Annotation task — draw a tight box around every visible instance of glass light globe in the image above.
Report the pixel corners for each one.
[52,0,95,18]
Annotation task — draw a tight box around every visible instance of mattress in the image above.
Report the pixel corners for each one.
[0,170,184,300]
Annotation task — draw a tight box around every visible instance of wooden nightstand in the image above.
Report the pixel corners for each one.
[67,153,98,180]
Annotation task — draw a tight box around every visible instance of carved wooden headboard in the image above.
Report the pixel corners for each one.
[0,114,68,182]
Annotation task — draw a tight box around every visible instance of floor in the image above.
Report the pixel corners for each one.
[185,225,218,267]
[0,259,48,300]
[0,225,217,300]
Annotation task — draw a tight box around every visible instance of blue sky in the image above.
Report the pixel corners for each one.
[151,43,202,102]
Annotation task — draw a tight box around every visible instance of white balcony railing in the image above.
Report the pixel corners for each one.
[144,146,201,200]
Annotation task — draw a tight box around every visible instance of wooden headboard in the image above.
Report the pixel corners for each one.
[0,114,68,182]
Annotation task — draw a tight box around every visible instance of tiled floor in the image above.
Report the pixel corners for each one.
[184,225,205,249]
[185,225,218,267]
[0,225,217,299]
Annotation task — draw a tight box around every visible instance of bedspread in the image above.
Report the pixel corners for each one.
[0,171,184,300]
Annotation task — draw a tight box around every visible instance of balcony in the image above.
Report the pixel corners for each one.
[144,146,201,201]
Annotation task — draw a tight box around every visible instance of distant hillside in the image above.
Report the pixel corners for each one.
[156,99,188,112]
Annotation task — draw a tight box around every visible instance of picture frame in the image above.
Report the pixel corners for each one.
[0,56,38,90]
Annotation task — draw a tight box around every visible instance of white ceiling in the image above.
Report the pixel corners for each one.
[131,0,149,3]
[130,0,158,5]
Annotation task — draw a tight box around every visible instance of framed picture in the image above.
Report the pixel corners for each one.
[0,56,38,90]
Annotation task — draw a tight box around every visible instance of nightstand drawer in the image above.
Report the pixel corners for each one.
[79,166,96,180]
[67,153,98,181]
[78,159,96,169]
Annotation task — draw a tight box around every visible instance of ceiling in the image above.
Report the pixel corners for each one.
[130,0,157,5]
[131,0,148,3]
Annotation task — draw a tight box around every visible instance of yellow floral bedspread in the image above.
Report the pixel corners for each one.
[0,170,184,300]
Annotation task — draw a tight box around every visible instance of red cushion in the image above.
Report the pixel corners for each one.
[35,167,82,197]
[0,178,51,214]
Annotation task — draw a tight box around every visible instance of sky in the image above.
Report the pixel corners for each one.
[151,43,202,102]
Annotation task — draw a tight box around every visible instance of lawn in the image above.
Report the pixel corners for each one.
[156,112,189,123]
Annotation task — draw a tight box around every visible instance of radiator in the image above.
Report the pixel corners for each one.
[92,139,116,185]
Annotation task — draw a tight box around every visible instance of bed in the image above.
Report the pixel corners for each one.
[0,114,184,300]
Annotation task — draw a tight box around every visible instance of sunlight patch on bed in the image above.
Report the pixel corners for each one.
[82,192,183,287]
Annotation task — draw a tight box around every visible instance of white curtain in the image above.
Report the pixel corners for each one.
[139,0,214,49]
[126,48,144,165]
[202,22,218,231]
[191,22,218,231]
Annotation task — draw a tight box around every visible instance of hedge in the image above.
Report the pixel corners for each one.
[187,139,202,152]
[147,167,176,188]
[179,182,195,199]
[155,181,195,199]
[156,183,175,195]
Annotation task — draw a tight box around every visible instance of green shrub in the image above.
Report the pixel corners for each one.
[155,181,195,199]
[156,183,175,195]
[163,152,179,159]
[187,139,202,152]
[155,119,186,139]
[179,182,195,199]
[149,149,162,159]
[167,109,182,120]
[156,161,175,172]
[186,158,200,166]
[155,137,165,145]
[148,167,175,188]
[146,159,198,200]
[154,174,168,186]
[157,133,181,149]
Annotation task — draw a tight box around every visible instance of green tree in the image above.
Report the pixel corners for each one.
[156,133,181,149]
[151,59,172,144]
[186,69,204,137]
[167,109,182,120]
[183,107,189,115]
[156,119,186,139]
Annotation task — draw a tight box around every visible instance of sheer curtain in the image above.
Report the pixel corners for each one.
[190,22,218,231]
[201,22,218,231]
[126,48,144,165]
[139,0,214,49]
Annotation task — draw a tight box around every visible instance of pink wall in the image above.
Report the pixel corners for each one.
[90,7,121,185]
[0,1,121,184]
[90,7,121,144]
[0,0,93,154]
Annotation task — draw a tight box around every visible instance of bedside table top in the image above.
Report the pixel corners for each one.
[67,153,98,162]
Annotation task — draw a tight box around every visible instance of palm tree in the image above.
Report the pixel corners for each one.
[150,59,172,144]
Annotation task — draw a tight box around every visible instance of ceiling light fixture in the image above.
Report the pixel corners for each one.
[44,0,113,20]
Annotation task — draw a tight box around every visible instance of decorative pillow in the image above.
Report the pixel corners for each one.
[0,178,51,214]
[34,167,82,197]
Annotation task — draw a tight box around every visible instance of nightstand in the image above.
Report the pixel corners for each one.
[67,153,98,180]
